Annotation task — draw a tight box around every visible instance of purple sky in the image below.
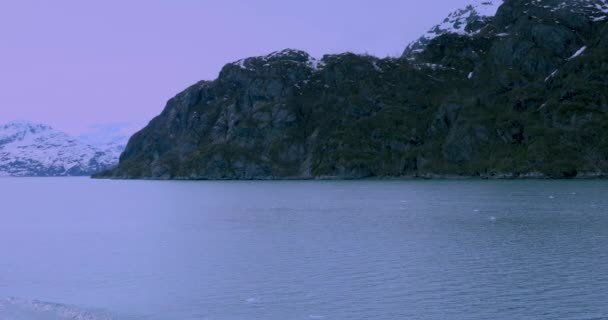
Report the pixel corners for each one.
[0,0,474,135]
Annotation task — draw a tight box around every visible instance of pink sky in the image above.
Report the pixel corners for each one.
[0,0,476,134]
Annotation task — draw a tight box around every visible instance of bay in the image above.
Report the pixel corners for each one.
[0,178,607,319]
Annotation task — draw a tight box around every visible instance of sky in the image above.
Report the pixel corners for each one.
[0,0,476,135]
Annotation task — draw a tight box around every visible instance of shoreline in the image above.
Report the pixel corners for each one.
[91,172,608,181]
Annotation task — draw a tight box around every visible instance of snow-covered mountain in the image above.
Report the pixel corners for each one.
[0,121,127,177]
[404,0,503,56]
[78,123,135,160]
[403,0,608,57]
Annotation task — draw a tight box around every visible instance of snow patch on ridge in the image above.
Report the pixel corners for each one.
[529,0,608,21]
[403,0,608,58]
[545,69,558,81]
[404,0,504,56]
[231,49,325,72]
[568,46,587,60]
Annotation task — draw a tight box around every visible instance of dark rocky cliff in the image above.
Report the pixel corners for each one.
[97,0,608,179]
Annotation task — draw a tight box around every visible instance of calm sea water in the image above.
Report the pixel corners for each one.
[0,178,607,320]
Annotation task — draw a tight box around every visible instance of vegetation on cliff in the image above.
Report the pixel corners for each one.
[97,0,608,179]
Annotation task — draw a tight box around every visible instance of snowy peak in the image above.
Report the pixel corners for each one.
[404,0,504,56]
[1,120,52,131]
[0,121,126,177]
[78,123,132,158]
[403,0,608,58]
[0,121,53,142]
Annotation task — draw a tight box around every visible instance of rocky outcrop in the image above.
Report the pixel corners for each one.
[98,0,608,179]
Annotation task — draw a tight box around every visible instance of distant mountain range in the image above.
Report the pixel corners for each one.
[0,121,128,176]
[99,0,608,179]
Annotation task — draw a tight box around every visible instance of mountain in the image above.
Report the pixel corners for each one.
[403,0,504,57]
[98,0,608,180]
[0,121,126,176]
[78,123,135,160]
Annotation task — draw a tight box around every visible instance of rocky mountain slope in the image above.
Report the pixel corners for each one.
[0,121,126,176]
[99,0,608,179]
[404,0,504,56]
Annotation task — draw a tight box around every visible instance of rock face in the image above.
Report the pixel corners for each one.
[100,0,608,179]
[404,0,504,56]
[0,121,126,176]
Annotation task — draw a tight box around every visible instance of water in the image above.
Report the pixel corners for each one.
[0,178,607,320]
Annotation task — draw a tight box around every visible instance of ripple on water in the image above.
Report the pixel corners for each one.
[0,298,115,320]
